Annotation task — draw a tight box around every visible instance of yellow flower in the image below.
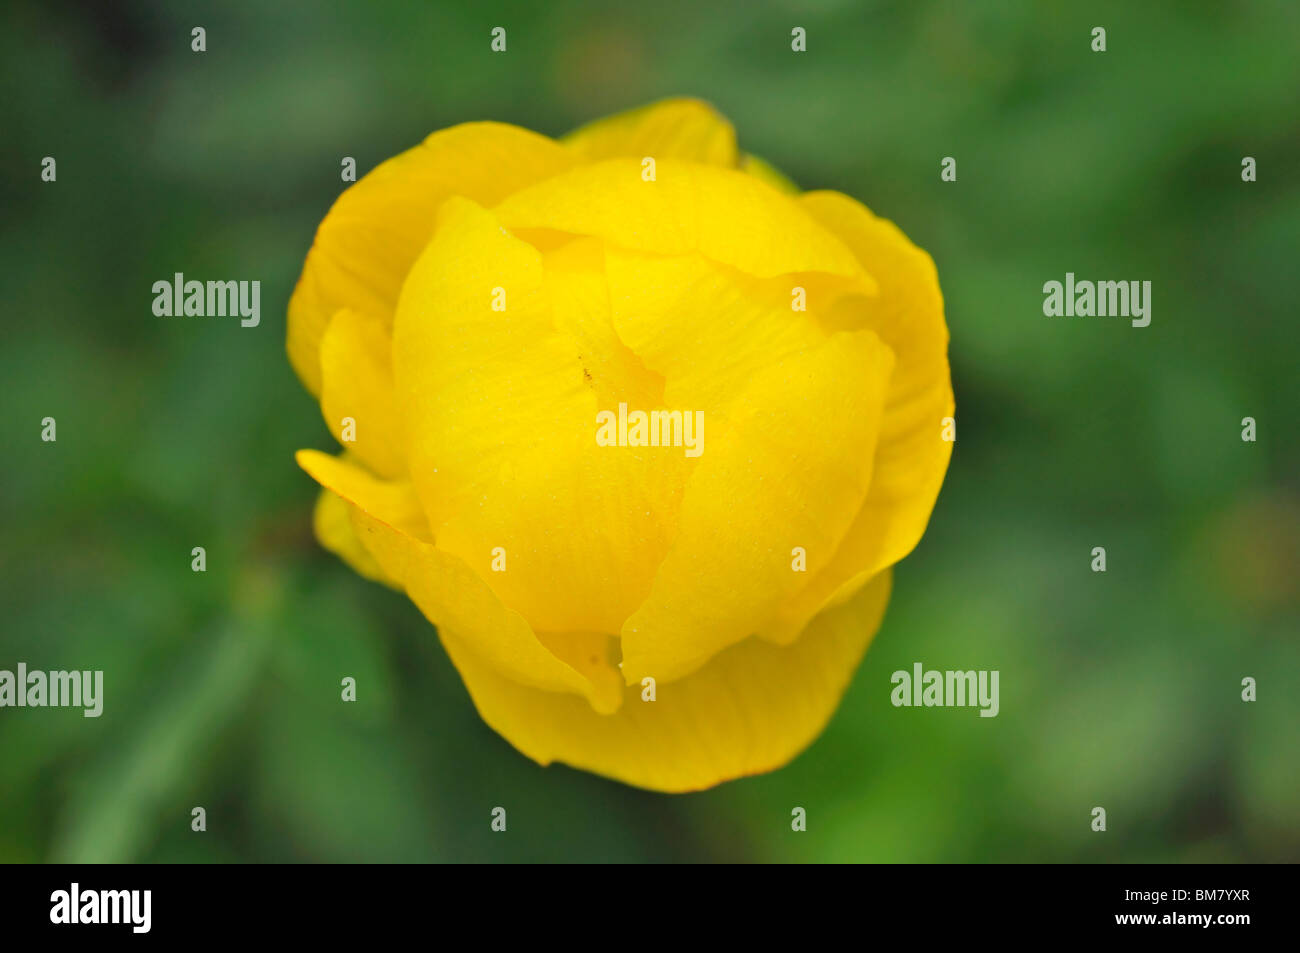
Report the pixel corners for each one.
[288,98,953,792]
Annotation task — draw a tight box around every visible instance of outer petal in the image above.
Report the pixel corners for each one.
[319,308,404,479]
[562,97,738,166]
[298,449,431,542]
[445,569,892,793]
[620,330,895,684]
[287,122,578,395]
[296,449,623,714]
[494,158,874,286]
[311,486,397,588]
[761,192,954,643]
[392,197,690,635]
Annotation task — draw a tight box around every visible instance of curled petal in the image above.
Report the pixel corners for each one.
[288,123,577,394]
[296,449,623,715]
[761,192,954,643]
[446,570,892,793]
[495,158,873,286]
[563,97,738,166]
[620,330,895,684]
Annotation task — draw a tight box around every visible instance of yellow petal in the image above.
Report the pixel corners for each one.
[318,308,404,479]
[288,122,578,395]
[620,330,895,684]
[296,449,622,714]
[296,449,431,542]
[533,630,625,710]
[543,236,665,414]
[562,97,737,166]
[494,158,872,285]
[761,192,954,643]
[392,197,690,635]
[311,486,397,588]
[444,569,892,792]
[603,248,871,416]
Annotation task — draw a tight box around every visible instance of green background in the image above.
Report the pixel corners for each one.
[2,0,1297,863]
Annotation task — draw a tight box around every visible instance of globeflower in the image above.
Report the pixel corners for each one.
[289,98,953,792]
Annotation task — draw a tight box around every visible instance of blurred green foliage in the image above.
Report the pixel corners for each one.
[2,0,1297,862]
